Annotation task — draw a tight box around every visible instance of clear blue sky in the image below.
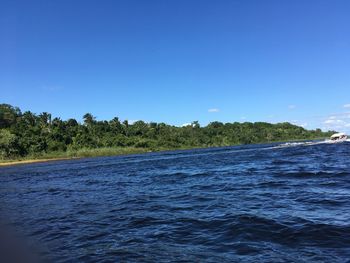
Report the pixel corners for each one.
[1,0,350,131]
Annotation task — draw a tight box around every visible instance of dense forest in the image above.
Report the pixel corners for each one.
[0,103,334,160]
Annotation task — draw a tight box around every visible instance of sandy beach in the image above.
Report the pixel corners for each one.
[0,157,77,167]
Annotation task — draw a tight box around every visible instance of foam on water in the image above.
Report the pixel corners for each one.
[276,139,350,148]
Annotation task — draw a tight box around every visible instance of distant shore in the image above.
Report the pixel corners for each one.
[0,157,80,167]
[0,147,152,167]
[0,138,328,167]
[0,145,205,167]
[1,104,335,168]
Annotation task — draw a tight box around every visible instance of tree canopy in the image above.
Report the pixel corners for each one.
[0,103,334,159]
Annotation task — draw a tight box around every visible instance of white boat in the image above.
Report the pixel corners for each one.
[328,132,348,143]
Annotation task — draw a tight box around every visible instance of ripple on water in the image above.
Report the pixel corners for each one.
[0,142,350,262]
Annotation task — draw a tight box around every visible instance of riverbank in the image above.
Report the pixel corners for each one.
[0,147,153,167]
[0,157,79,167]
[0,138,328,167]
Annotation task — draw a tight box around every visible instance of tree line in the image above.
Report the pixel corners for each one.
[0,103,334,159]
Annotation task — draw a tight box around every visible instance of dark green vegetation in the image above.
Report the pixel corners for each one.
[0,103,334,161]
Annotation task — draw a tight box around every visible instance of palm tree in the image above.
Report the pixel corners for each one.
[39,112,51,126]
[83,113,95,126]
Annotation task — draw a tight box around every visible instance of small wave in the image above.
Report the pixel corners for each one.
[168,214,350,248]
[270,159,297,165]
[278,171,349,178]
[275,141,326,148]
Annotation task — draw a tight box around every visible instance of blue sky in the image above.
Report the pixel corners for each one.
[1,0,350,132]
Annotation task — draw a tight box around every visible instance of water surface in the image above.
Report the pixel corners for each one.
[1,142,349,262]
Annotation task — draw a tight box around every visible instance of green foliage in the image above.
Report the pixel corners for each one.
[0,129,18,159]
[0,104,335,160]
[0,104,21,128]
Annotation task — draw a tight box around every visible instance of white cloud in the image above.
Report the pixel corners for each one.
[343,104,350,108]
[181,123,192,127]
[288,105,296,110]
[324,119,345,124]
[323,117,350,132]
[208,108,220,113]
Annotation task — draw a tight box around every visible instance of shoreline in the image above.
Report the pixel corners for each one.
[0,138,327,167]
[0,157,81,167]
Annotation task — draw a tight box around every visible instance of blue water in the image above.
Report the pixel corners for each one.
[1,142,350,262]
